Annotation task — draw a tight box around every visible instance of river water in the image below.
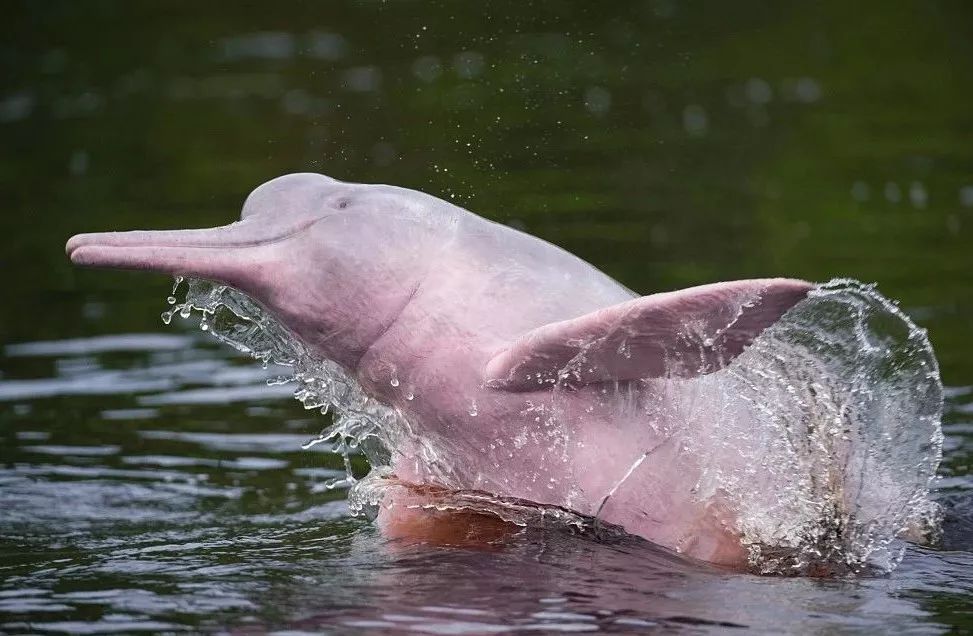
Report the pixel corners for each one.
[2,1,972,632]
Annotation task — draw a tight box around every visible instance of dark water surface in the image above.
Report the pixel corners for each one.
[2,1,972,633]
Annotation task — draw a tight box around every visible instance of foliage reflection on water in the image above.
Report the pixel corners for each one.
[1,329,972,632]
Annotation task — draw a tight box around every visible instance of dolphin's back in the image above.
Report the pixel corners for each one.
[436,208,637,340]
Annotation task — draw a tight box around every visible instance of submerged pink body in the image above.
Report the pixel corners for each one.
[67,173,812,565]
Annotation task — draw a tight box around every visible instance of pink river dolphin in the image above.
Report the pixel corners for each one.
[67,173,817,567]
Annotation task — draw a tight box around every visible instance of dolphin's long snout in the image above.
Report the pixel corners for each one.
[65,213,319,289]
[69,223,245,275]
[66,172,343,278]
[65,207,326,264]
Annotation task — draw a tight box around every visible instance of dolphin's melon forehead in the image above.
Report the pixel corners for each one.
[240,172,453,222]
[241,173,343,219]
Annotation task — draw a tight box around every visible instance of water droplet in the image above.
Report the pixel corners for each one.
[167,296,176,305]
[390,377,399,387]
[301,434,330,450]
[468,400,478,417]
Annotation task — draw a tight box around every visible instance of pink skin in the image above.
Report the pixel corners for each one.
[67,173,812,566]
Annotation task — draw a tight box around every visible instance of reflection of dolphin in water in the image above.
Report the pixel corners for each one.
[66,173,942,571]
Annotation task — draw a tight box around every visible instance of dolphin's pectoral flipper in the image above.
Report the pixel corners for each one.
[484,278,813,391]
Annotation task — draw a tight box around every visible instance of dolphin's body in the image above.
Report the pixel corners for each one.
[68,173,815,566]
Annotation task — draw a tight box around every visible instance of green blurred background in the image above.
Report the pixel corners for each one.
[2,1,971,380]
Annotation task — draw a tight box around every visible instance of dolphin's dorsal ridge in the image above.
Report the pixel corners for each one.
[484,278,814,391]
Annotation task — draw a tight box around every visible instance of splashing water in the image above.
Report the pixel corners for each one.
[163,277,943,574]
[163,277,408,490]
[672,279,943,574]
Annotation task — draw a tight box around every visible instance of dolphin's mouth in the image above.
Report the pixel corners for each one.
[65,216,323,276]
[66,172,348,274]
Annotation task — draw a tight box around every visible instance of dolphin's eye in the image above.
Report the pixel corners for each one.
[334,197,352,210]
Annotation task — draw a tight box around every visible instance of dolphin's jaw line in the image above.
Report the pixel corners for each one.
[66,216,329,264]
